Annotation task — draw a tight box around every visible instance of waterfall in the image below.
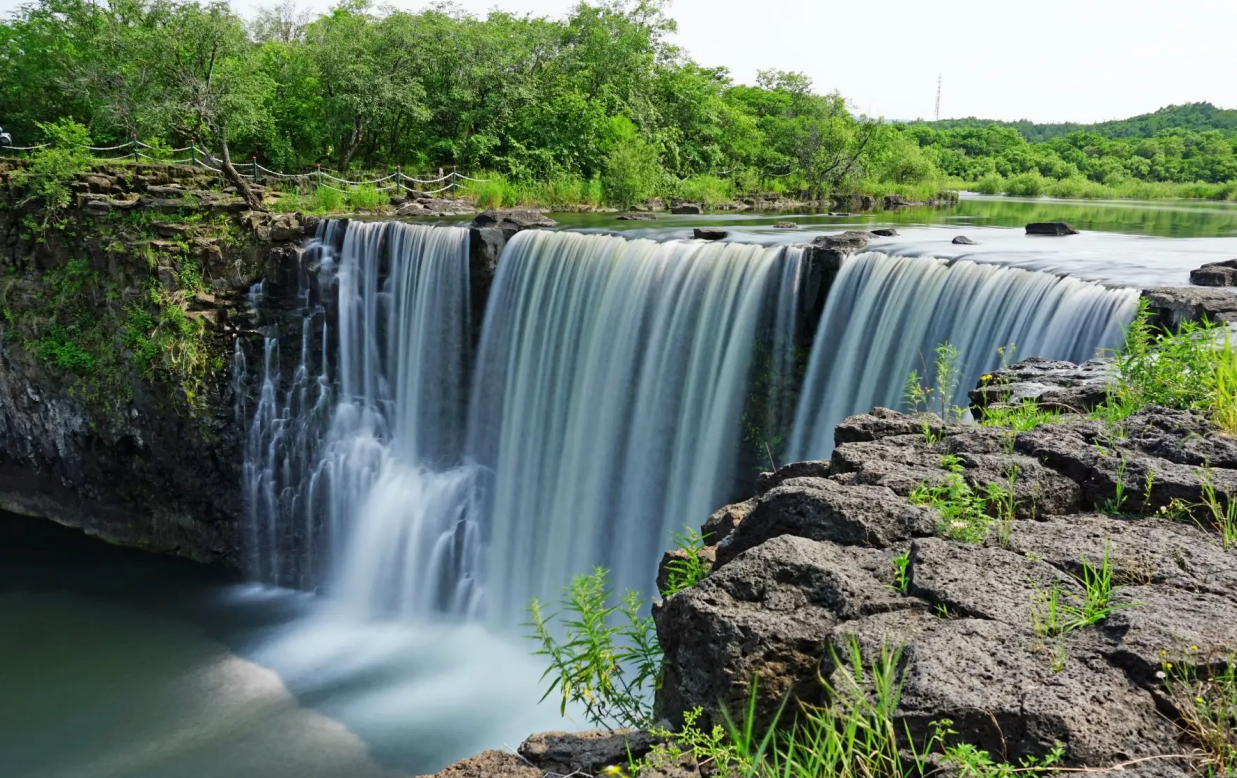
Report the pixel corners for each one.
[467,230,800,616]
[788,251,1140,460]
[242,220,480,617]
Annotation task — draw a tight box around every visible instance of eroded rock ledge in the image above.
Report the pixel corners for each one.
[432,360,1236,778]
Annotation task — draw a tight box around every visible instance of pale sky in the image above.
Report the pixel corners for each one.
[4,0,1235,123]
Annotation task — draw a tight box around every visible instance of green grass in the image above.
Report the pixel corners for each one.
[1160,650,1237,777]
[979,399,1062,431]
[892,551,910,594]
[910,454,1001,543]
[661,527,712,597]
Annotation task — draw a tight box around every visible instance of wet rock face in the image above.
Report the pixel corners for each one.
[0,165,312,563]
[1026,221,1079,235]
[1142,286,1237,326]
[654,360,1237,770]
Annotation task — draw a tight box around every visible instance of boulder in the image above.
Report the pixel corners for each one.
[617,212,656,221]
[883,194,912,208]
[518,730,660,776]
[1025,221,1079,235]
[155,222,193,238]
[714,477,930,565]
[1142,286,1237,326]
[693,228,727,240]
[870,227,898,237]
[81,200,112,217]
[754,460,832,496]
[138,197,188,213]
[397,202,428,216]
[952,235,977,245]
[470,209,556,235]
[645,197,668,211]
[1189,259,1237,287]
[656,534,912,729]
[832,615,1182,767]
[811,230,873,252]
[969,356,1113,415]
[700,498,757,544]
[671,202,703,215]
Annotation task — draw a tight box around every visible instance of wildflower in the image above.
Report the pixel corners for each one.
[1191,645,1199,651]
[1196,697,1205,704]
[1155,671,1167,679]
[1166,663,1174,669]
[981,373,993,382]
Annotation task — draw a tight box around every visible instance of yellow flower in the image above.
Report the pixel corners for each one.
[1191,645,1199,651]
[1166,663,1174,669]
[1196,697,1205,704]
[981,373,993,382]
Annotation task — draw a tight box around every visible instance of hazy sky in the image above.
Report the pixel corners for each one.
[4,0,1235,123]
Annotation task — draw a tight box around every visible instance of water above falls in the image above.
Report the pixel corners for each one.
[788,251,1141,460]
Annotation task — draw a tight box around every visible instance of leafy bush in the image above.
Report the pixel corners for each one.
[527,567,661,729]
[1003,171,1047,197]
[346,184,389,210]
[602,118,661,210]
[12,119,94,211]
[673,175,733,208]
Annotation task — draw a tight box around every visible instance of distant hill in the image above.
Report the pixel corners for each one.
[914,103,1237,142]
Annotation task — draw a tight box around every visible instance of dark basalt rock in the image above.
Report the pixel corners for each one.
[470,208,556,233]
[693,228,727,240]
[518,730,662,776]
[1142,286,1237,326]
[883,194,912,208]
[670,202,703,214]
[811,230,873,252]
[1190,259,1237,287]
[649,358,1237,770]
[414,750,540,778]
[656,535,911,729]
[774,221,798,229]
[952,235,976,245]
[870,227,898,237]
[617,212,657,221]
[1026,221,1079,235]
[969,356,1112,415]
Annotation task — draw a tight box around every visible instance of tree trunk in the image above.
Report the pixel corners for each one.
[219,136,266,212]
[339,115,364,173]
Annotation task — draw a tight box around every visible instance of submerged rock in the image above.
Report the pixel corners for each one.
[692,227,727,240]
[670,202,703,214]
[617,212,657,221]
[870,227,898,237]
[1190,258,1237,286]
[774,221,798,229]
[1025,221,1079,235]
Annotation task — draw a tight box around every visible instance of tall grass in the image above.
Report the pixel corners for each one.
[456,172,601,210]
[965,173,1237,201]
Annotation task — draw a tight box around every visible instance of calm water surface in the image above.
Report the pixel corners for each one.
[0,512,562,778]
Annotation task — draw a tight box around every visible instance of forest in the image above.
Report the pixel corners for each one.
[1,0,1236,206]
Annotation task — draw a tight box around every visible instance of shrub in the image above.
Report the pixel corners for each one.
[602,118,661,210]
[1003,171,1046,197]
[12,119,94,211]
[673,175,733,208]
[527,567,661,729]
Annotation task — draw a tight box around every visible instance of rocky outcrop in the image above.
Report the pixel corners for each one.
[619,212,657,221]
[670,202,703,214]
[0,162,312,562]
[692,228,727,240]
[1026,221,1079,235]
[470,209,557,234]
[650,358,1236,773]
[1143,286,1237,326]
[1189,259,1237,287]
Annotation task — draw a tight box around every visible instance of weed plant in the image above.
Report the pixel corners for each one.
[527,567,661,729]
[910,454,1003,543]
[661,528,712,597]
[1160,650,1237,777]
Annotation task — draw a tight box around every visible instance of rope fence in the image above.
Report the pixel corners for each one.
[0,137,493,195]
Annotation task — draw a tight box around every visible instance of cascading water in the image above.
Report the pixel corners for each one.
[788,251,1141,460]
[468,230,803,617]
[242,220,482,617]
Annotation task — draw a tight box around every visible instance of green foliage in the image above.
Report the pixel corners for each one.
[904,341,964,421]
[527,567,661,730]
[660,528,712,597]
[942,737,1065,778]
[11,119,94,212]
[345,183,389,210]
[891,552,910,594]
[1160,649,1237,777]
[910,454,1001,543]
[1198,467,1237,551]
[602,118,662,210]
[979,398,1061,431]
